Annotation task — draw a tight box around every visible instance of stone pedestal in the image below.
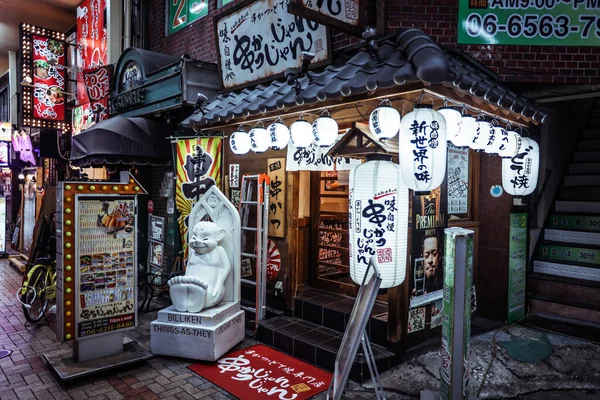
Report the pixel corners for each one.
[150,302,244,361]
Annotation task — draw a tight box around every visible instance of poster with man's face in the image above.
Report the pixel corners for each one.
[410,185,448,309]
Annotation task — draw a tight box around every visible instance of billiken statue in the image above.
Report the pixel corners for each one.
[168,220,231,313]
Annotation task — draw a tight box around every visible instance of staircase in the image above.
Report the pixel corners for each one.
[528,102,600,328]
[256,288,399,383]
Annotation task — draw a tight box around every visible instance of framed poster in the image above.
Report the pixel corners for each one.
[148,215,165,242]
[149,240,165,267]
[215,0,330,90]
[76,196,137,339]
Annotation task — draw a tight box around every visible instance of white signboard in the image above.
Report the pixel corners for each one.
[216,0,329,89]
[286,143,361,171]
[229,164,240,188]
[300,0,359,25]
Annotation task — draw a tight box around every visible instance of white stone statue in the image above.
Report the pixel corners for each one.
[168,220,232,313]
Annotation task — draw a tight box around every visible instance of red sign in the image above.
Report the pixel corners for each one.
[32,35,66,121]
[77,0,108,104]
[82,65,112,123]
[189,344,331,400]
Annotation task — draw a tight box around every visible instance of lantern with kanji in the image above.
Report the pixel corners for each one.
[399,105,447,191]
[471,120,491,151]
[349,155,408,288]
[438,107,462,145]
[454,115,477,148]
[230,129,251,155]
[497,128,521,158]
[502,137,539,196]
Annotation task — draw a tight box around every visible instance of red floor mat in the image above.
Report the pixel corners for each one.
[188,344,332,399]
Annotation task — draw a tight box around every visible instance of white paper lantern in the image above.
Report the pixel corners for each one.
[230,129,251,155]
[471,120,491,150]
[497,129,521,158]
[502,137,539,196]
[268,122,290,150]
[290,118,313,148]
[399,105,447,191]
[453,116,477,148]
[312,115,338,147]
[369,103,401,140]
[249,127,270,153]
[438,107,462,145]
[484,126,503,154]
[349,156,408,288]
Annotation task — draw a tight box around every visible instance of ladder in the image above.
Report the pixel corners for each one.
[239,174,270,333]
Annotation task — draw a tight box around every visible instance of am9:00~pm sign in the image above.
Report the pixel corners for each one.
[458,0,600,46]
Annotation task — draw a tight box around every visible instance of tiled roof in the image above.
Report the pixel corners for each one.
[181,29,546,129]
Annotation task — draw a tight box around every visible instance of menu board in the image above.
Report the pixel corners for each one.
[76,197,137,338]
[32,35,66,121]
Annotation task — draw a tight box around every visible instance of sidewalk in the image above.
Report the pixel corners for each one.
[2,258,600,399]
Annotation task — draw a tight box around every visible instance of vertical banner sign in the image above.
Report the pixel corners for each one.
[447,144,469,216]
[458,0,600,46]
[441,228,474,400]
[229,164,240,188]
[508,212,527,324]
[216,0,330,90]
[410,185,448,309]
[0,197,6,253]
[175,138,222,258]
[77,197,137,338]
[82,65,113,123]
[267,158,286,238]
[168,0,209,35]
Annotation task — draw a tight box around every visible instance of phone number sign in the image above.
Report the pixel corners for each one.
[458,0,600,46]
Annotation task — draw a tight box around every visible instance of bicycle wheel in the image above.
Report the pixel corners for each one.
[21,266,49,323]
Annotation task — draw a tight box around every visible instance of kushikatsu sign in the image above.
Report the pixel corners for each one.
[216,0,330,90]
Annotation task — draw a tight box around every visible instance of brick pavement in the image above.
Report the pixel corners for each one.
[0,259,249,400]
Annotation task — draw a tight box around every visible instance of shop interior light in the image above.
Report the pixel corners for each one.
[290,115,313,148]
[471,119,491,151]
[438,107,462,145]
[369,99,401,140]
[399,104,447,191]
[268,119,290,150]
[249,124,270,153]
[312,110,338,147]
[229,127,251,155]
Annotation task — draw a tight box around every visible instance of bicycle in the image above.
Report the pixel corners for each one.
[18,257,57,323]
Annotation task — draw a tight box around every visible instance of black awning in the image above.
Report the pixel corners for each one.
[70,116,173,167]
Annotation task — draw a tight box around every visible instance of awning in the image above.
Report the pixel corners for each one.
[70,116,173,167]
[181,28,547,129]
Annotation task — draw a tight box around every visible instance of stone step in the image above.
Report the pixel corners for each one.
[582,129,600,140]
[528,273,600,309]
[257,315,399,383]
[578,140,600,151]
[547,214,600,232]
[533,260,600,282]
[564,175,600,186]
[519,313,600,344]
[590,118,600,128]
[569,163,600,175]
[555,201,600,214]
[559,186,600,201]
[544,228,600,246]
[573,151,600,163]
[528,297,600,324]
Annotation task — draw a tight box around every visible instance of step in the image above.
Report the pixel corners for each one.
[547,214,600,232]
[538,243,600,267]
[559,186,600,201]
[582,129,600,140]
[590,118,600,128]
[519,313,600,344]
[528,273,600,308]
[257,316,399,383]
[564,175,600,186]
[533,260,600,282]
[569,163,600,174]
[544,229,600,246]
[578,140,600,151]
[555,201,600,213]
[573,151,600,162]
[528,297,600,324]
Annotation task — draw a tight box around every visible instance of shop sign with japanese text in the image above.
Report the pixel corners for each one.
[287,0,362,35]
[267,158,286,238]
[168,0,209,36]
[458,0,600,46]
[32,36,67,121]
[216,0,330,90]
[286,143,360,171]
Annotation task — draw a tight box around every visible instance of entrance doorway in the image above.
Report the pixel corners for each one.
[309,171,357,296]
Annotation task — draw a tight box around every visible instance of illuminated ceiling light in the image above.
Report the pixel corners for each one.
[290,115,313,148]
[312,110,338,147]
[369,99,400,140]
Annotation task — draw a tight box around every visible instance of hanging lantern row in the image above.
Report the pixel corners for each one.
[229,112,339,155]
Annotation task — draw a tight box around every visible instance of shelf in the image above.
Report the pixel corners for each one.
[318,244,349,252]
[317,260,350,270]
[318,227,350,233]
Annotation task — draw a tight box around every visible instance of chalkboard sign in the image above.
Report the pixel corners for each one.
[328,257,383,400]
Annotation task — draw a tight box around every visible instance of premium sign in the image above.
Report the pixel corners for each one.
[216,0,329,89]
[458,0,600,46]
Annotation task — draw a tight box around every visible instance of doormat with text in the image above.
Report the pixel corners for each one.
[188,344,331,399]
